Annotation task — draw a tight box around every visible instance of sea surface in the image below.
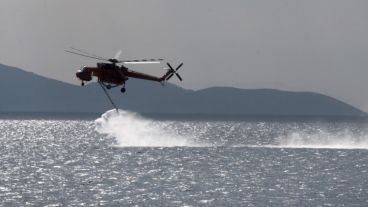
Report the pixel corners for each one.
[0,110,367,206]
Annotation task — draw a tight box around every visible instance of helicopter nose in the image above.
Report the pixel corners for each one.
[76,68,92,81]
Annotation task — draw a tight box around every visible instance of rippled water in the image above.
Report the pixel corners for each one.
[1,110,368,206]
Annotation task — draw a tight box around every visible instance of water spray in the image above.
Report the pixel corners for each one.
[95,109,198,147]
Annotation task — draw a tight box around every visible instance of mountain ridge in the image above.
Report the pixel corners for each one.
[0,63,365,117]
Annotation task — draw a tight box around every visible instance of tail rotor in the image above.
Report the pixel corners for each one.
[165,62,183,81]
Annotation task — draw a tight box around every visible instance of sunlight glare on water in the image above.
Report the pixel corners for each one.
[0,114,368,206]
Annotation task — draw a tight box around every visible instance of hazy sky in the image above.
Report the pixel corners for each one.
[0,0,367,110]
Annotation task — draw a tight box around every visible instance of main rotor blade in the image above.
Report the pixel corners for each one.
[114,50,122,60]
[69,47,107,60]
[123,61,161,64]
[121,58,163,63]
[121,58,164,64]
[65,50,108,61]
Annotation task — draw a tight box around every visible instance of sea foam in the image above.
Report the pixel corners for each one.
[276,130,368,149]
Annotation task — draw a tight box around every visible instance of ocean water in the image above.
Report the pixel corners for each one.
[0,110,367,206]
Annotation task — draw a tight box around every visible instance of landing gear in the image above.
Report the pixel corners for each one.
[81,81,85,86]
[106,84,112,89]
[120,82,126,93]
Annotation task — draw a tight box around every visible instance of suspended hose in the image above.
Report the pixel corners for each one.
[98,81,118,112]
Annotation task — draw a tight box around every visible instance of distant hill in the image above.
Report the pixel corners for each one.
[0,63,366,117]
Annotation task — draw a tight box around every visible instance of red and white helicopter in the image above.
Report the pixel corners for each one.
[65,47,183,93]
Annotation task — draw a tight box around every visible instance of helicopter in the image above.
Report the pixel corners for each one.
[65,47,183,93]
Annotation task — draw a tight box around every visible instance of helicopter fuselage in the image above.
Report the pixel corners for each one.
[76,62,167,86]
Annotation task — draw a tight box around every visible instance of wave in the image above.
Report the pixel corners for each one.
[275,130,368,149]
[234,131,368,149]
